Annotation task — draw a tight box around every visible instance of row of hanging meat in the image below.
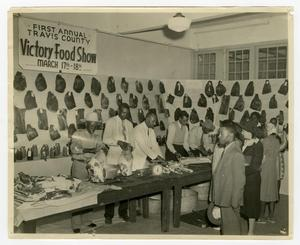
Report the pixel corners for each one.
[15,71,288,112]
[14,71,289,143]
[13,71,168,143]
[14,71,166,112]
[14,71,166,95]
[14,104,168,143]
[173,79,288,110]
[14,71,289,97]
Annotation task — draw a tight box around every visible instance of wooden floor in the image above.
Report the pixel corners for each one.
[35,195,289,236]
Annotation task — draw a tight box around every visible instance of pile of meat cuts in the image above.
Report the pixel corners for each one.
[14,172,81,205]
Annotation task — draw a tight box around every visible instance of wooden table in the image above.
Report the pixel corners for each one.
[97,171,174,232]
[20,171,173,233]
[99,163,212,231]
[19,163,211,233]
[170,162,212,228]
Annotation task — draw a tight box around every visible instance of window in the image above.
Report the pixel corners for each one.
[197,53,216,79]
[258,46,287,79]
[228,49,250,80]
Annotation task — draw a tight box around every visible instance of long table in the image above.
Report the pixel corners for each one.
[170,163,212,228]
[18,162,211,233]
[97,171,174,232]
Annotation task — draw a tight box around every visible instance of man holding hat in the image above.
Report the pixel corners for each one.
[70,111,105,233]
[212,120,246,235]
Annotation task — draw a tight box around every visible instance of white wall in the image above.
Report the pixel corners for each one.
[14,158,72,178]
[96,32,194,79]
[192,14,288,49]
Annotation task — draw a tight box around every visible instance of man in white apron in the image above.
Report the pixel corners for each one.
[132,111,164,170]
[165,110,191,161]
[102,103,134,224]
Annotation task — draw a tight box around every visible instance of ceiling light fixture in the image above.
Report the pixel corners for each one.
[168,13,191,32]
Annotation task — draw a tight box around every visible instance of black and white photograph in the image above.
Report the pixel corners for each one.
[7,7,292,239]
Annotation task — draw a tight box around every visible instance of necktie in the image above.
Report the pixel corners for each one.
[200,134,205,149]
[122,120,127,140]
[147,127,153,150]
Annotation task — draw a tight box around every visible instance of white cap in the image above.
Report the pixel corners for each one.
[85,112,99,122]
[267,123,277,135]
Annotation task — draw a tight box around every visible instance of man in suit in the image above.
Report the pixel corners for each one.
[212,120,246,235]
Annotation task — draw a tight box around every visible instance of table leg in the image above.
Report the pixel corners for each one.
[129,199,137,223]
[142,196,149,218]
[22,220,37,233]
[173,185,182,228]
[161,189,170,232]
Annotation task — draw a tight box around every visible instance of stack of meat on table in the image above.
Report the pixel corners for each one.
[14,172,81,205]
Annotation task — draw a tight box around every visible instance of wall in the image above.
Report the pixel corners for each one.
[96,32,194,79]
[192,14,288,50]
[14,158,72,178]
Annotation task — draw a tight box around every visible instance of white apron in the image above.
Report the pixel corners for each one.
[106,145,122,165]
[132,149,150,171]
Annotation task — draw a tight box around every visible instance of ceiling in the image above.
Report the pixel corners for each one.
[21,11,235,33]
[19,10,286,49]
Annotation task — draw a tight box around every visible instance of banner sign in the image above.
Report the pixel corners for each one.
[18,17,97,75]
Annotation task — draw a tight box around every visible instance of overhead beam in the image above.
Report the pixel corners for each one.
[118,13,239,35]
